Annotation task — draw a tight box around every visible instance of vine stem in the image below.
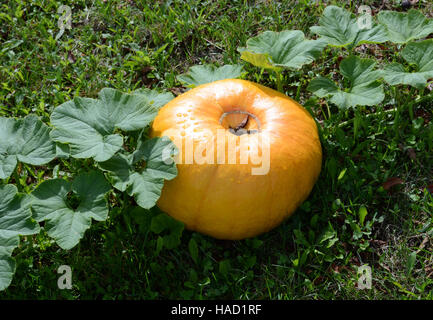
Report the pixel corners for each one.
[13,163,22,192]
[275,70,283,93]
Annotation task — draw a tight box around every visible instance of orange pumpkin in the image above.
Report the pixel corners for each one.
[150,79,322,239]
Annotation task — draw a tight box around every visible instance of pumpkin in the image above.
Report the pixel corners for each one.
[150,79,322,239]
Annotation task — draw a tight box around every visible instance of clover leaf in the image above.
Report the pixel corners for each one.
[30,171,111,250]
[0,184,40,290]
[383,39,433,89]
[308,55,384,109]
[0,115,56,179]
[377,9,433,44]
[177,64,244,88]
[310,5,388,48]
[99,136,178,209]
[50,88,173,162]
[238,30,327,71]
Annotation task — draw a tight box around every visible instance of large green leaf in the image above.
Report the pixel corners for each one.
[132,88,174,109]
[0,185,40,291]
[308,56,384,109]
[383,39,433,89]
[99,137,177,209]
[238,30,327,71]
[0,115,56,179]
[50,88,171,162]
[310,5,388,48]
[30,171,110,250]
[177,64,244,88]
[378,9,433,44]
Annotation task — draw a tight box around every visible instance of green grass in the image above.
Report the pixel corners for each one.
[1,0,433,299]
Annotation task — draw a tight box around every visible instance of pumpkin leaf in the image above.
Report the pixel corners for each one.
[0,115,56,179]
[308,55,384,109]
[55,143,70,159]
[50,88,167,162]
[383,39,433,89]
[132,88,174,110]
[99,137,178,209]
[0,184,40,291]
[178,64,244,88]
[310,5,388,48]
[238,30,327,71]
[133,136,178,180]
[30,171,110,250]
[377,9,433,44]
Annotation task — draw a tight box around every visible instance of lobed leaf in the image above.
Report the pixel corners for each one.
[133,136,178,180]
[132,88,174,109]
[0,185,40,290]
[0,115,56,179]
[99,137,178,209]
[178,64,244,88]
[50,88,172,162]
[377,9,433,44]
[238,30,327,71]
[383,39,433,89]
[308,56,384,109]
[310,5,388,48]
[30,171,110,250]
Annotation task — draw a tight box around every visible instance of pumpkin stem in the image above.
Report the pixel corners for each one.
[219,110,261,135]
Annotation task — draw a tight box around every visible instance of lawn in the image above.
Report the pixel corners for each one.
[0,0,432,299]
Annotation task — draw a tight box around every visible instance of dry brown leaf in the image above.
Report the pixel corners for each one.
[383,177,404,191]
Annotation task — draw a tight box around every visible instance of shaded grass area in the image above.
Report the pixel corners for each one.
[1,0,433,299]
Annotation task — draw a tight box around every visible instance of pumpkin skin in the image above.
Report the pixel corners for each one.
[150,79,322,240]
